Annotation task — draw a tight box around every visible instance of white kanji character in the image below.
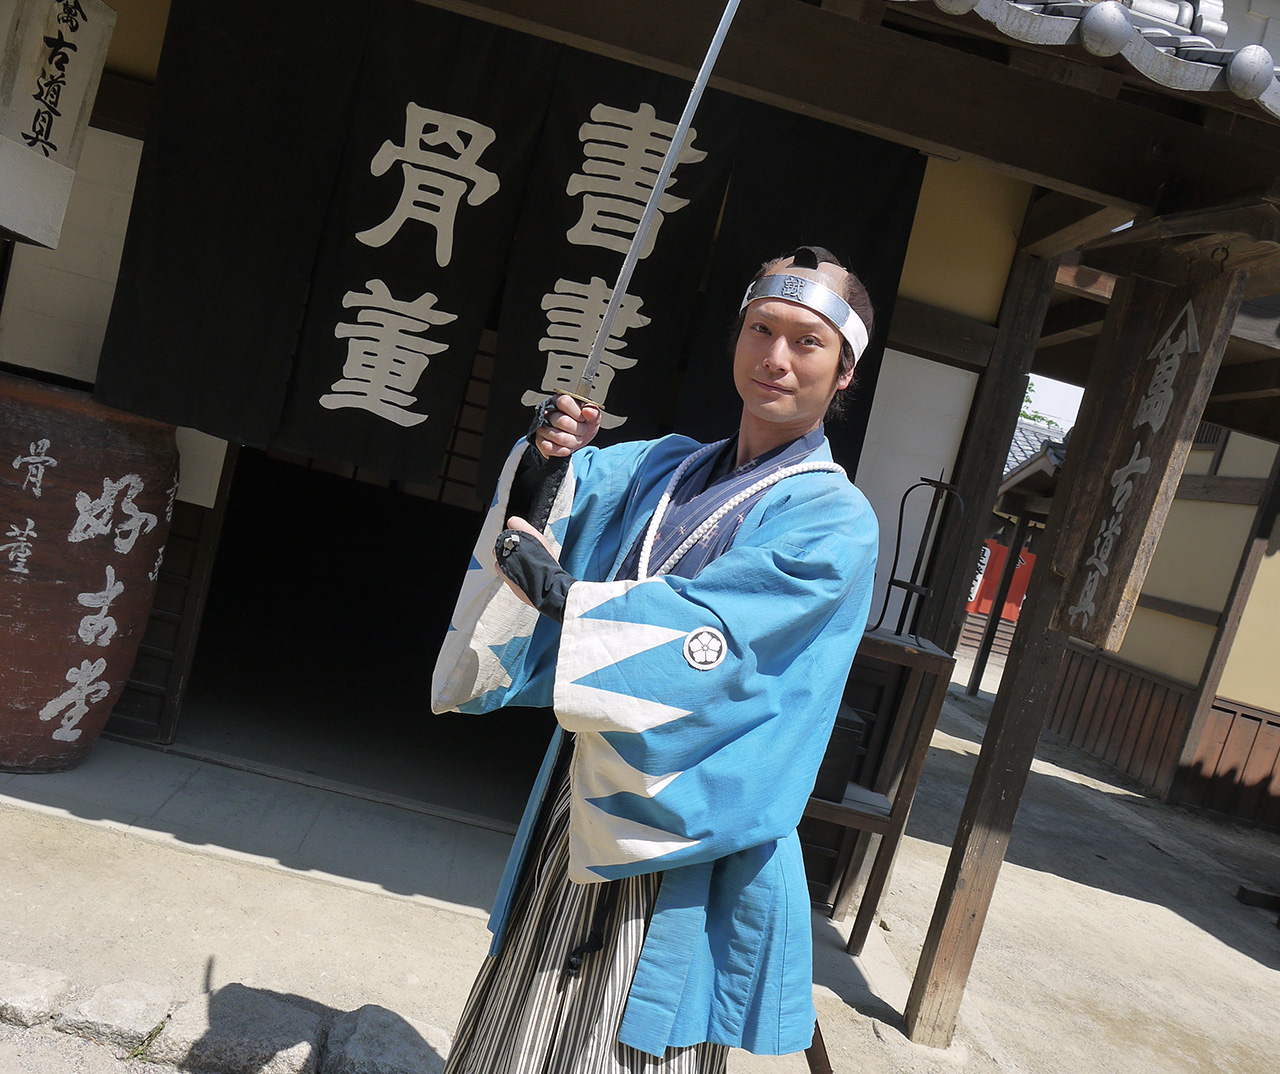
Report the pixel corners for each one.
[565,103,705,256]
[1,519,37,574]
[319,280,457,427]
[68,475,157,554]
[1067,569,1101,629]
[356,105,500,264]
[12,438,57,497]
[77,566,124,647]
[519,277,650,429]
[39,658,110,742]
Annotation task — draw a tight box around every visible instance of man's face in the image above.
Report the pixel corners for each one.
[733,259,854,437]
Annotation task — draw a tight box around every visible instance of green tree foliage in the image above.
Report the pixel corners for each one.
[1020,382,1060,428]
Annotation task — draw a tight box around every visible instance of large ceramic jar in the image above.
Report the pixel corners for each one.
[0,372,178,772]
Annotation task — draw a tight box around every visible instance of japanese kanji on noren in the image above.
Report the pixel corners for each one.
[96,0,925,490]
[271,2,559,480]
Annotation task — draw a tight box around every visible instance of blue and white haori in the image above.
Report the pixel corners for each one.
[432,430,878,1056]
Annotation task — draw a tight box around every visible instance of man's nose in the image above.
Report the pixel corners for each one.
[763,338,791,369]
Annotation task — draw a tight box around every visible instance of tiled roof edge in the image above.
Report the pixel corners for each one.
[892,0,1280,121]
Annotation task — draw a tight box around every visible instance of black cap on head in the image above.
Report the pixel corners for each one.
[789,245,842,271]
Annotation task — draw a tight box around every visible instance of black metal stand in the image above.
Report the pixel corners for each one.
[871,475,964,642]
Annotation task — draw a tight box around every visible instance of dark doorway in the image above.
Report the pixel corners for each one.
[177,448,556,827]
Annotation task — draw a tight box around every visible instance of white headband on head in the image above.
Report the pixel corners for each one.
[740,273,870,359]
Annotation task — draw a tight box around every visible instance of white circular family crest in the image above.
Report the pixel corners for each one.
[683,627,727,670]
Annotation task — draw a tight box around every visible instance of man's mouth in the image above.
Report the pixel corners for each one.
[753,379,793,395]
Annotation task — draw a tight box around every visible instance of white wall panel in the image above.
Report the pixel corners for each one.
[0,126,142,383]
[855,348,978,630]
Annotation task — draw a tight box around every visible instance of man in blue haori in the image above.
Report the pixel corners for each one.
[434,246,879,1074]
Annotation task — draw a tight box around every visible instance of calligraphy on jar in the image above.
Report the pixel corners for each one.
[7,435,177,743]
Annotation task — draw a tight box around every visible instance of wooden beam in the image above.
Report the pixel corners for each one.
[886,298,997,372]
[904,503,1073,1047]
[1021,192,1137,259]
[903,287,1119,1046]
[1210,357,1280,402]
[89,71,153,141]
[1038,296,1106,346]
[1007,50,1125,99]
[1031,335,1095,386]
[914,251,1060,650]
[419,0,1280,211]
[1087,201,1280,256]
[1135,592,1223,628]
[1054,259,1116,303]
[966,511,1032,695]
[1176,474,1269,504]
[1081,201,1280,297]
[821,0,886,25]
[1051,270,1246,648]
[1202,396,1280,441]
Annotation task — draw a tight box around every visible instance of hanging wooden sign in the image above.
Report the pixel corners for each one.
[0,0,116,248]
[1050,267,1245,650]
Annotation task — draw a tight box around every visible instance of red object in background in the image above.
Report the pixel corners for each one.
[965,539,1036,622]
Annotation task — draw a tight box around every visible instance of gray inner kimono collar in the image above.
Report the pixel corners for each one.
[615,427,825,582]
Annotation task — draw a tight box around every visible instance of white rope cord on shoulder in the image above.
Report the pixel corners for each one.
[637,440,725,581]
[637,443,845,580]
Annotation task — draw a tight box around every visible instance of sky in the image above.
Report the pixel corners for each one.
[1027,373,1084,431]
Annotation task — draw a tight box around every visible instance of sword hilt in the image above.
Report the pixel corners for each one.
[526,392,605,451]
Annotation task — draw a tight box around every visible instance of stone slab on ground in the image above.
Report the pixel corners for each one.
[53,980,173,1053]
[146,983,326,1074]
[0,1020,157,1074]
[0,961,73,1028]
[320,1004,451,1074]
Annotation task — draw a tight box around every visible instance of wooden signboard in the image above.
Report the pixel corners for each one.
[0,0,117,248]
[1050,267,1245,650]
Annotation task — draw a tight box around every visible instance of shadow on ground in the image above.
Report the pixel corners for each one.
[899,688,1280,974]
[147,963,446,1074]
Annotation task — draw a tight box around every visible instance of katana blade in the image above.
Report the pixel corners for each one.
[570,0,742,403]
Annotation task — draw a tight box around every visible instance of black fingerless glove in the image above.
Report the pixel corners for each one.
[495,529,575,623]
[508,448,569,532]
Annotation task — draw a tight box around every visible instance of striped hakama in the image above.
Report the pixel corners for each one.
[444,742,728,1074]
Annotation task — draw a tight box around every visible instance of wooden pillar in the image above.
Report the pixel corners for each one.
[903,262,1247,1048]
[965,505,1031,696]
[914,252,1060,652]
[902,519,1072,1047]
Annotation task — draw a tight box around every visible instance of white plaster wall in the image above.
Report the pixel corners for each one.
[855,348,979,629]
[174,427,228,508]
[1218,430,1278,477]
[0,127,142,383]
[0,125,228,507]
[1116,606,1214,685]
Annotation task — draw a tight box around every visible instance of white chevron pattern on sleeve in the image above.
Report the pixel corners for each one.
[568,795,700,883]
[556,579,690,734]
[556,577,703,876]
[574,731,682,801]
[431,446,575,712]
